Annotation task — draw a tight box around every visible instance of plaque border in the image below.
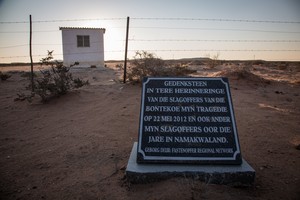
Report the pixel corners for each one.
[137,77,241,163]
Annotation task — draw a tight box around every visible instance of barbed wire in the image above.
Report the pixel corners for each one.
[0,44,28,49]
[128,39,300,43]
[130,27,300,34]
[1,39,299,49]
[1,17,299,61]
[1,27,300,34]
[131,17,300,24]
[128,49,300,52]
[1,49,299,59]
[0,41,107,49]
[0,50,124,59]
[0,18,126,24]
[1,17,300,24]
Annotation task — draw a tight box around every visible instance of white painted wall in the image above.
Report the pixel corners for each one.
[60,27,105,67]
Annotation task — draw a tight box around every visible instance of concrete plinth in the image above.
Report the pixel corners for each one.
[126,142,255,186]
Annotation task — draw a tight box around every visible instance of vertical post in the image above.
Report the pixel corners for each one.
[29,15,34,92]
[123,16,130,83]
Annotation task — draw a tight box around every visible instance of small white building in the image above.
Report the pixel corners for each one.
[59,27,105,67]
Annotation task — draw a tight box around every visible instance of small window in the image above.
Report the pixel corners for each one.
[77,35,90,47]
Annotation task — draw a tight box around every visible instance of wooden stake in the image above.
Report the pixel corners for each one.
[123,16,130,83]
[29,15,34,92]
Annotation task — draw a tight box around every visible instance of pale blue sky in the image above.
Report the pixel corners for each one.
[0,0,299,62]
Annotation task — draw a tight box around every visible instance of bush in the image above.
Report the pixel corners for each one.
[127,51,165,83]
[206,53,220,69]
[127,51,196,83]
[27,51,88,102]
[116,64,123,69]
[73,77,89,88]
[34,65,74,101]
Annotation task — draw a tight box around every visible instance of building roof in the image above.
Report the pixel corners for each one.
[59,27,105,33]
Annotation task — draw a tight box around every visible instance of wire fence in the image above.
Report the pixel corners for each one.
[0,17,300,62]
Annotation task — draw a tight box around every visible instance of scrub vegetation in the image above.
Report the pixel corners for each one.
[18,51,89,102]
[127,51,196,83]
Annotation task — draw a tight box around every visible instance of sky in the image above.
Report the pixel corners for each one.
[0,0,300,63]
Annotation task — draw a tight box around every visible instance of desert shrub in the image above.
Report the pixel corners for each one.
[127,51,196,83]
[127,51,165,83]
[25,51,87,102]
[116,64,123,69]
[73,77,89,88]
[205,53,220,69]
[0,71,12,81]
[33,64,74,101]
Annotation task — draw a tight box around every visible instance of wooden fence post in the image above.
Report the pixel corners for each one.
[123,16,130,83]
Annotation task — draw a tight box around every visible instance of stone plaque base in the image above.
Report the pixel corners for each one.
[126,142,255,186]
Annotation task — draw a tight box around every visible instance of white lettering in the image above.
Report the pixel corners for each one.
[155,88,173,93]
[164,81,207,87]
[144,126,159,132]
[181,106,195,112]
[174,136,227,143]
[148,136,164,143]
[211,116,231,122]
[175,88,225,94]
[145,147,160,152]
[196,106,228,112]
[160,126,202,133]
[145,106,180,112]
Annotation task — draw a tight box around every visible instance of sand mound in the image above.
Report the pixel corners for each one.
[211,66,270,85]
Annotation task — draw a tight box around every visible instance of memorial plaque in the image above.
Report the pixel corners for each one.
[137,77,242,164]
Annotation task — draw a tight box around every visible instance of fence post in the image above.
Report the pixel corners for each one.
[123,16,130,83]
[29,15,34,92]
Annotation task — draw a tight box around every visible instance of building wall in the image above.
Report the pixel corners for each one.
[60,28,105,67]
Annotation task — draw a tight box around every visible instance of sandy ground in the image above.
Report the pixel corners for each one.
[0,62,299,200]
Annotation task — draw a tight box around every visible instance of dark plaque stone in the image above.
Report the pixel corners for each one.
[137,77,242,164]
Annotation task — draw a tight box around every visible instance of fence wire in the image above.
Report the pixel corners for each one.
[0,17,299,62]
